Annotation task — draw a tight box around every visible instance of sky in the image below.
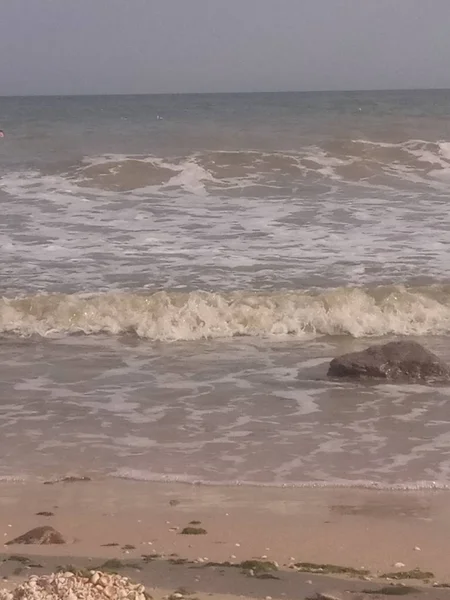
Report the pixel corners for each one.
[1,0,450,96]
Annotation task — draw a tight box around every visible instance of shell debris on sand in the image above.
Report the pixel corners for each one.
[0,570,149,600]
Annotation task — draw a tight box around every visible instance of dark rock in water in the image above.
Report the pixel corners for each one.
[6,526,66,545]
[328,341,450,381]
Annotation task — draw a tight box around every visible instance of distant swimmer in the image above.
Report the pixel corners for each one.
[0,130,4,138]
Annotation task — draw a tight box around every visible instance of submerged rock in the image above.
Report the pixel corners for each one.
[6,526,66,545]
[328,341,450,381]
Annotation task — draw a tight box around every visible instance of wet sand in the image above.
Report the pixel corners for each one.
[1,479,450,597]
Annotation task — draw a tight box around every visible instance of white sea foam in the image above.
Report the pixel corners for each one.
[2,286,450,340]
[3,140,446,197]
[2,144,450,296]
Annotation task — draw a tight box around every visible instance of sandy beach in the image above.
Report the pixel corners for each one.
[1,479,450,598]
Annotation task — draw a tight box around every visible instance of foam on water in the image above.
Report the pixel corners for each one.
[5,140,450,197]
[2,285,450,340]
[1,326,450,490]
[3,142,450,295]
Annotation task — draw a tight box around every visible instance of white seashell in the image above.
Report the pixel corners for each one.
[104,585,115,597]
[394,562,406,568]
[90,571,100,585]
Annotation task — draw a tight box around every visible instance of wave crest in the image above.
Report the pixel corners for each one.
[2,285,450,340]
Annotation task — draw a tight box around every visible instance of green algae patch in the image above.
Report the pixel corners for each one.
[96,558,141,573]
[169,558,190,565]
[293,562,370,576]
[240,560,278,576]
[380,569,434,581]
[180,527,207,535]
[203,561,234,568]
[7,555,31,564]
[142,554,162,562]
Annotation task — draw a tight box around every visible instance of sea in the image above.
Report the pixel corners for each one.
[2,89,450,489]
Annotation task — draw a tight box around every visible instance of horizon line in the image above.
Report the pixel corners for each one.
[1,86,450,99]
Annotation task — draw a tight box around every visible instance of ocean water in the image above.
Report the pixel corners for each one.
[2,90,450,488]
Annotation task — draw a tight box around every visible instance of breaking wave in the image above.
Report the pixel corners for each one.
[3,285,450,340]
[69,140,450,191]
[3,138,449,198]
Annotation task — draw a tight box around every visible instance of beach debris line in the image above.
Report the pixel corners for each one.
[328,340,450,382]
[290,562,369,576]
[5,527,65,546]
[0,570,149,600]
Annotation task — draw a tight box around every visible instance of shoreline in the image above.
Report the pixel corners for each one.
[0,479,450,582]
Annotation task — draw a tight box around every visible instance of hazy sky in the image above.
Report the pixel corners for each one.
[1,0,450,95]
